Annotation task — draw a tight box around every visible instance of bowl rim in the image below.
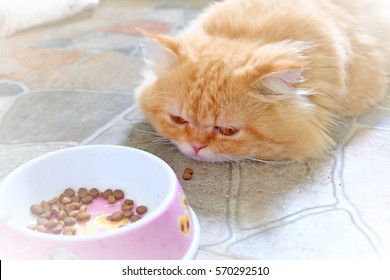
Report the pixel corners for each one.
[0,145,180,241]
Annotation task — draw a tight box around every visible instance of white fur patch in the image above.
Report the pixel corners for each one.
[141,38,179,69]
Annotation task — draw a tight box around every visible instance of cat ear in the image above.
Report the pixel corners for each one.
[252,63,306,95]
[138,29,182,68]
[257,66,304,95]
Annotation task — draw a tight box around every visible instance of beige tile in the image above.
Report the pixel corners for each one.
[0,49,85,81]
[27,52,143,92]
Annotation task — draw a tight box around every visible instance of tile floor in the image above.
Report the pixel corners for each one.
[0,0,389,260]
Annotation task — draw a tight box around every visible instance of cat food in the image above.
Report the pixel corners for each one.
[89,188,100,198]
[81,195,93,204]
[63,226,77,236]
[136,206,148,215]
[31,204,44,215]
[123,210,134,219]
[77,187,88,198]
[182,172,192,181]
[76,212,91,222]
[107,194,116,204]
[130,215,141,222]
[28,187,147,235]
[64,188,75,197]
[184,167,193,175]
[101,189,113,199]
[113,189,124,199]
[182,167,193,180]
[111,211,124,222]
[121,203,132,211]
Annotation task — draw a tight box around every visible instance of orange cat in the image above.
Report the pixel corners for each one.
[136,0,390,162]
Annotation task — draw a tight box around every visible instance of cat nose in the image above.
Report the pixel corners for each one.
[191,142,207,154]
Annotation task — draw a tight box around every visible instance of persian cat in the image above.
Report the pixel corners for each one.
[136,0,390,162]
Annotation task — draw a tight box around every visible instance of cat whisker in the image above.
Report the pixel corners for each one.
[241,159,266,175]
[246,157,292,165]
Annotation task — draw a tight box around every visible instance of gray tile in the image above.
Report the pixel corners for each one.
[0,82,25,97]
[228,210,379,259]
[0,90,133,143]
[30,37,73,49]
[237,158,336,229]
[343,129,390,251]
[87,119,135,145]
[0,144,73,180]
[71,32,137,51]
[357,109,390,129]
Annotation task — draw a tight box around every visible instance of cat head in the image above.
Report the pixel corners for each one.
[136,31,332,162]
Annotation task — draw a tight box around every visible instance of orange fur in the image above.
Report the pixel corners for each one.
[136,0,390,162]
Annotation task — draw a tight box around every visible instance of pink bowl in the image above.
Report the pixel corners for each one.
[0,145,200,259]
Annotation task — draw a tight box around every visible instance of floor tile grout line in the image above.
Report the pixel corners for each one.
[203,205,336,256]
[332,119,390,258]
[79,104,137,145]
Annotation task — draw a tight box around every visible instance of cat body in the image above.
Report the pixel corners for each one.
[136,0,390,162]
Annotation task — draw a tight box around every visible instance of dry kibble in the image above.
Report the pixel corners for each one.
[183,167,193,175]
[29,186,146,236]
[40,211,52,219]
[47,197,59,205]
[102,189,113,199]
[79,205,87,212]
[51,205,59,216]
[123,199,133,206]
[70,202,81,210]
[64,204,72,214]
[31,204,44,215]
[51,223,63,234]
[47,218,59,229]
[123,210,134,219]
[64,188,75,197]
[37,217,49,226]
[61,196,72,205]
[64,217,76,226]
[68,210,79,217]
[41,201,50,212]
[58,210,67,220]
[58,193,70,203]
[76,212,91,222]
[136,206,148,215]
[121,204,132,211]
[113,189,124,199]
[36,224,47,233]
[130,215,141,222]
[27,224,37,230]
[63,226,77,235]
[182,172,192,181]
[89,188,100,198]
[71,196,81,203]
[111,211,124,222]
[81,195,93,204]
[107,194,116,204]
[77,188,88,198]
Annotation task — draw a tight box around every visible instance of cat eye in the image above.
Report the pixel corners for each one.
[214,126,240,136]
[170,114,188,125]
